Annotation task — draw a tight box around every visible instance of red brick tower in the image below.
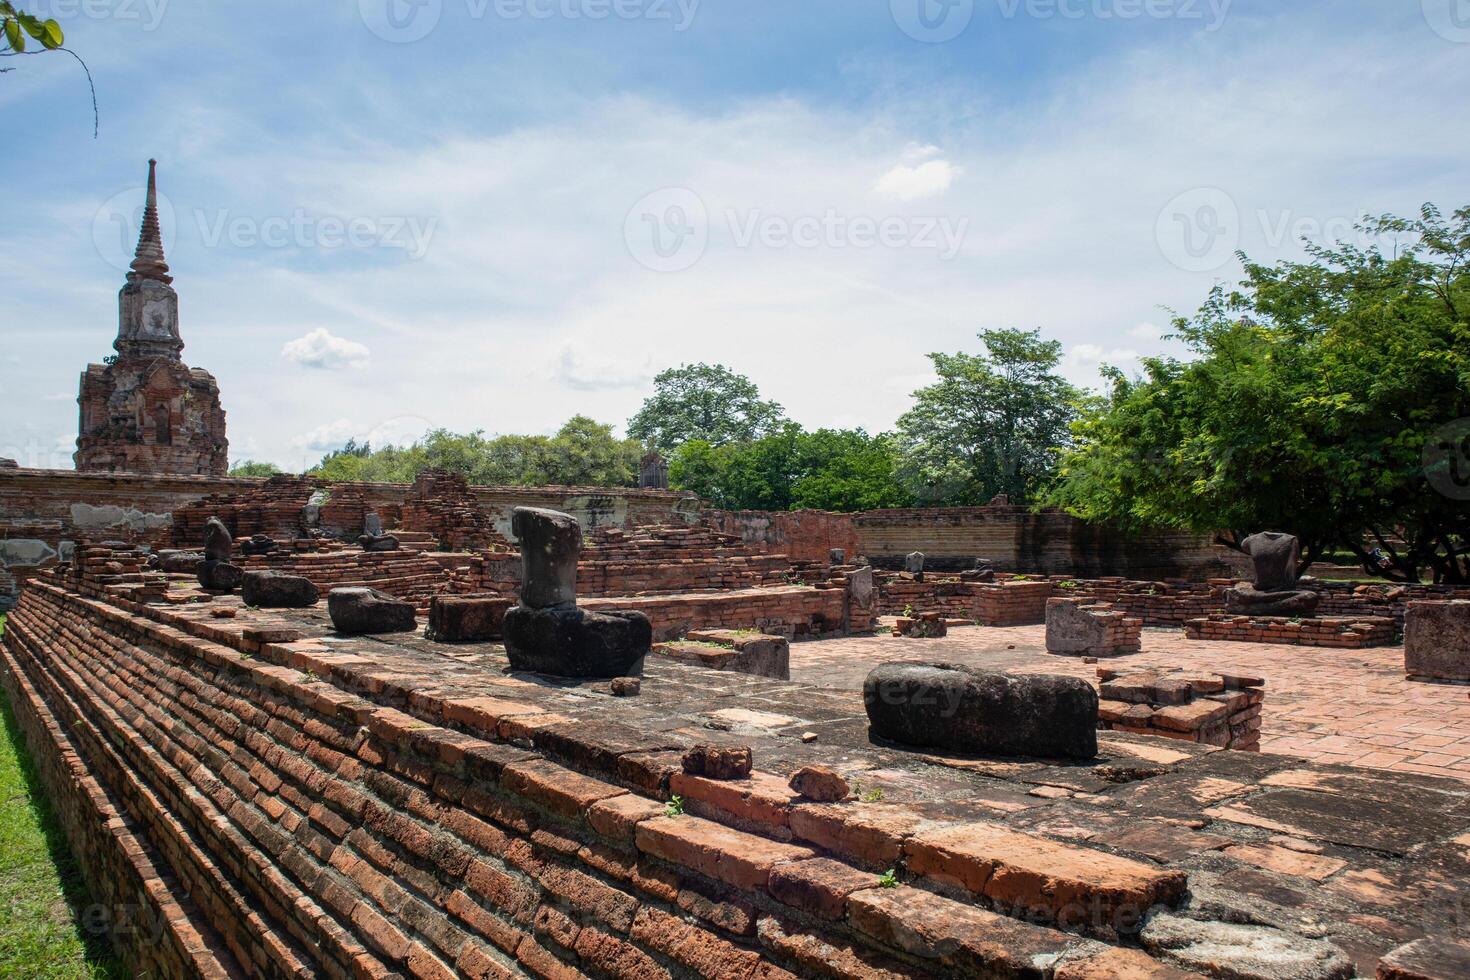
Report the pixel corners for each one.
[75,160,228,476]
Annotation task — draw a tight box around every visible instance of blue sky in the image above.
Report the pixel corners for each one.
[2,0,1468,471]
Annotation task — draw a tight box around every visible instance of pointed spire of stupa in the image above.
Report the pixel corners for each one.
[127,159,173,285]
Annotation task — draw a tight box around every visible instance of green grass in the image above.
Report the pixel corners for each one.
[0,641,128,978]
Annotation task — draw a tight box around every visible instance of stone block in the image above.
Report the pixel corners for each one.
[241,570,319,609]
[426,595,513,642]
[863,661,1098,759]
[1404,601,1470,682]
[327,587,417,635]
[502,605,650,679]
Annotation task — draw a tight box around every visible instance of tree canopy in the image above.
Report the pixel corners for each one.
[627,363,786,453]
[310,418,642,489]
[669,425,912,512]
[228,460,282,478]
[895,328,1089,506]
[1048,204,1470,583]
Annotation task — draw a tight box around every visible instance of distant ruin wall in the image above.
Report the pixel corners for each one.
[0,468,700,607]
[703,509,863,563]
[853,505,1231,580]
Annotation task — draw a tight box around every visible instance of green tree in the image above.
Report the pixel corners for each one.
[543,416,641,487]
[628,364,786,453]
[896,328,1088,506]
[668,426,911,512]
[1049,204,1470,583]
[309,421,640,489]
[228,460,282,477]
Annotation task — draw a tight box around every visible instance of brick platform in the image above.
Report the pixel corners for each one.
[791,625,1470,782]
[1098,666,1264,750]
[1185,613,1397,648]
[9,574,1470,977]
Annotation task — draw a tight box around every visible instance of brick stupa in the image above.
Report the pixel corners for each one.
[75,160,228,476]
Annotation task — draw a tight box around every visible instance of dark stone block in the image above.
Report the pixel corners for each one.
[242,570,320,609]
[425,595,513,642]
[155,550,203,573]
[863,661,1098,760]
[512,506,582,609]
[241,534,275,556]
[328,587,416,635]
[197,560,243,592]
[358,534,400,552]
[502,605,650,678]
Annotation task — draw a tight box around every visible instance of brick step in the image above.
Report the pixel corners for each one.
[5,599,362,977]
[1,580,1211,979]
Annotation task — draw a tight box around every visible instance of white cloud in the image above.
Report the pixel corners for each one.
[548,346,653,393]
[280,328,371,369]
[873,144,958,202]
[1067,344,1142,374]
[290,418,360,453]
[1128,322,1164,341]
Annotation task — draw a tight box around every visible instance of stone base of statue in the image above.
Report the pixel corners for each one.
[197,560,243,592]
[1224,585,1320,618]
[503,605,651,679]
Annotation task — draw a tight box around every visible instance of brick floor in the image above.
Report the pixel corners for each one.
[791,623,1470,782]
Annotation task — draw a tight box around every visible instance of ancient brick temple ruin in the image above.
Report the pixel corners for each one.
[74,160,228,477]
[7,463,1470,977]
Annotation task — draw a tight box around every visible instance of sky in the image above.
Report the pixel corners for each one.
[1,0,1467,472]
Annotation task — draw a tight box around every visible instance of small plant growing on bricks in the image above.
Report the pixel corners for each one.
[664,794,685,817]
[878,869,901,888]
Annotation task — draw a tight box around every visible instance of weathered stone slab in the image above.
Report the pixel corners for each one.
[327,587,416,635]
[863,661,1098,759]
[241,570,319,609]
[425,595,512,643]
[1140,912,1353,979]
[503,606,650,678]
[1404,600,1470,682]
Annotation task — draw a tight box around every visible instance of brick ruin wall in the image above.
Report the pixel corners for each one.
[0,468,699,609]
[877,571,1470,631]
[853,505,1231,579]
[10,575,1470,977]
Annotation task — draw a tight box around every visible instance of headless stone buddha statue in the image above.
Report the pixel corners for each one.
[1224,531,1320,617]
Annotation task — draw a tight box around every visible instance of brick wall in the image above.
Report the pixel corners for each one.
[5,573,1470,977]
[853,505,1231,579]
[1184,614,1398,648]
